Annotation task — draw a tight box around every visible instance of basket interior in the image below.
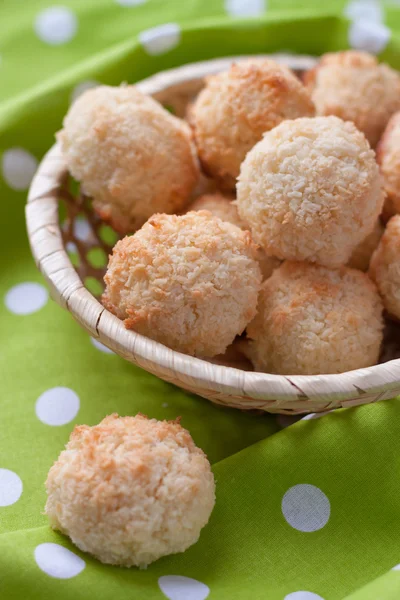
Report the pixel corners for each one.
[58,63,400,370]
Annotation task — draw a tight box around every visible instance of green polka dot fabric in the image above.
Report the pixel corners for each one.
[2,1,400,598]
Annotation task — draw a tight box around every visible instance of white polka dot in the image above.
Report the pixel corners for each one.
[158,576,210,600]
[139,23,181,56]
[0,469,23,506]
[162,402,169,408]
[282,484,330,532]
[74,216,93,241]
[2,148,38,190]
[66,241,78,254]
[277,414,302,428]
[91,337,114,354]
[344,0,383,23]
[392,564,400,570]
[34,6,77,45]
[4,282,48,315]
[35,387,80,426]
[70,80,99,104]
[35,543,85,579]
[224,0,267,17]
[349,19,390,54]
[116,0,147,5]
[302,411,333,421]
[285,593,325,600]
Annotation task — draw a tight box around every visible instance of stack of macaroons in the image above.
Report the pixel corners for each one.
[58,50,400,376]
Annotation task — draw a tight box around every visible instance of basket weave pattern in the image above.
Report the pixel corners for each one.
[26,55,400,414]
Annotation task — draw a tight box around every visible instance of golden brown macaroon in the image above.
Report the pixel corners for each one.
[103,211,262,357]
[247,261,384,375]
[189,58,315,189]
[58,85,199,234]
[348,219,385,272]
[189,192,241,227]
[305,50,400,147]
[189,193,280,280]
[45,414,215,568]
[376,112,400,215]
[370,215,400,320]
[236,116,385,268]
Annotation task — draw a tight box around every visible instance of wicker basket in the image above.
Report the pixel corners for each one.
[26,54,400,415]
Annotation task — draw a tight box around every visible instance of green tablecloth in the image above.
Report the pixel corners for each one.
[2,1,400,598]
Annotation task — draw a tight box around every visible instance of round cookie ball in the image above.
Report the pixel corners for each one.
[189,59,315,189]
[370,215,400,320]
[45,414,215,568]
[237,116,385,268]
[103,211,262,357]
[189,192,241,227]
[376,111,400,214]
[348,219,385,272]
[304,50,400,147]
[247,261,384,375]
[189,193,280,280]
[58,85,199,234]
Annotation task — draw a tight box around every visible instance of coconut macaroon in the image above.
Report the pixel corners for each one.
[376,112,400,215]
[45,414,215,568]
[370,215,400,320]
[103,211,262,357]
[189,58,314,189]
[189,193,280,280]
[305,50,400,147]
[189,192,242,227]
[247,262,384,375]
[236,116,385,268]
[58,85,199,234]
[348,219,385,272]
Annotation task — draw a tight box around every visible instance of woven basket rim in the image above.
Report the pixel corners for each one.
[25,54,400,408]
